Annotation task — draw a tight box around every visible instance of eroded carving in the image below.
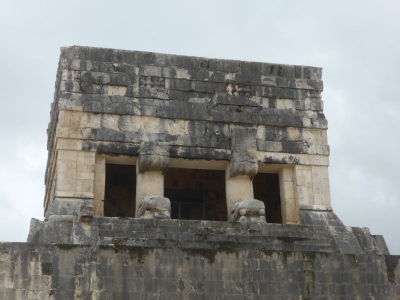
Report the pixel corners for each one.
[139,76,165,89]
[137,195,171,219]
[229,199,266,223]
[79,204,93,223]
[226,83,251,96]
[138,142,169,173]
[229,127,258,179]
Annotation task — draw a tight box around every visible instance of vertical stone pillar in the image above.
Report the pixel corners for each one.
[311,166,331,208]
[46,150,95,220]
[226,128,265,223]
[225,166,254,205]
[279,167,299,224]
[294,165,313,207]
[135,142,171,219]
[93,156,106,216]
[293,165,331,210]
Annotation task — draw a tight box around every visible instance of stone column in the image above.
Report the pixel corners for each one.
[294,165,331,210]
[135,142,171,219]
[279,167,299,224]
[226,128,265,223]
[93,156,106,216]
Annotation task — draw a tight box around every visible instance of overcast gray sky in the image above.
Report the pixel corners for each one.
[1,0,399,254]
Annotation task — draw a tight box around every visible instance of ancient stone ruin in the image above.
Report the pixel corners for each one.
[1,46,399,299]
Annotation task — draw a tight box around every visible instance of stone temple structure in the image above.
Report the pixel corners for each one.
[0,46,399,299]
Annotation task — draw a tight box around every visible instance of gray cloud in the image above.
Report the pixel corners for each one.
[0,0,399,253]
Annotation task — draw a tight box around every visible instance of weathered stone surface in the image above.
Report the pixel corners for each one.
[78,203,93,222]
[46,46,328,184]
[45,198,93,221]
[24,216,393,255]
[229,127,258,179]
[229,198,266,223]
[138,142,169,174]
[6,46,397,298]
[8,215,400,299]
[137,194,171,219]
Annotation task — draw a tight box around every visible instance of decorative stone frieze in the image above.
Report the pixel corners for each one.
[226,83,251,96]
[139,76,165,89]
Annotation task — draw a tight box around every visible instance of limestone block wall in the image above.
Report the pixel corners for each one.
[4,220,400,299]
[295,165,331,209]
[44,46,331,222]
[1,245,398,300]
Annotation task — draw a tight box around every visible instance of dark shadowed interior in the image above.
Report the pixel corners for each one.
[164,168,227,221]
[253,173,282,223]
[104,164,136,217]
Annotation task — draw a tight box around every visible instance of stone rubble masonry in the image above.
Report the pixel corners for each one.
[1,46,396,298]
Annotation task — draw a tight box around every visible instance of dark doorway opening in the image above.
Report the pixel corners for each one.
[164,168,227,221]
[104,164,136,217]
[165,189,206,220]
[253,173,282,223]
